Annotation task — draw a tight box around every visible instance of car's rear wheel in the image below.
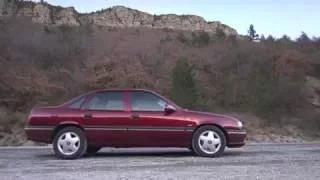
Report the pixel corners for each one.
[86,147,101,155]
[53,126,87,160]
[192,125,226,157]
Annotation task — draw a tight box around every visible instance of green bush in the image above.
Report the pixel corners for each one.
[176,32,188,44]
[171,58,198,109]
[192,31,210,46]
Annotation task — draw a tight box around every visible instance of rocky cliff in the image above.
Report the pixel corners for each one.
[0,0,237,35]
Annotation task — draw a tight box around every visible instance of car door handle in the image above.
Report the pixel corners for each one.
[84,113,93,119]
[129,114,140,120]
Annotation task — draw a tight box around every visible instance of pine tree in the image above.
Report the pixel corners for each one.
[297,32,310,42]
[247,24,259,41]
[278,34,291,43]
[171,58,197,109]
[266,35,275,42]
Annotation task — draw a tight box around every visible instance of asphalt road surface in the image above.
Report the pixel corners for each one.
[0,144,320,180]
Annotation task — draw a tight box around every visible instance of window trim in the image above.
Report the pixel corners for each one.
[62,93,90,110]
[84,91,126,112]
[67,96,87,109]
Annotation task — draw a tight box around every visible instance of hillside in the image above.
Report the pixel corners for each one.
[0,1,320,145]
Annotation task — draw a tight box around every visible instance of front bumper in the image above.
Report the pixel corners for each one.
[226,129,247,148]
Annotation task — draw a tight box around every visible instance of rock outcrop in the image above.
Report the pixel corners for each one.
[32,3,52,24]
[0,0,237,35]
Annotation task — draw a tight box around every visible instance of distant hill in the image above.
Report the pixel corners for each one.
[0,0,237,35]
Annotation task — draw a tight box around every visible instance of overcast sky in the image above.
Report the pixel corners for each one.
[34,0,319,39]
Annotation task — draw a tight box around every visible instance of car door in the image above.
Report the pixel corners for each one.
[125,91,194,147]
[82,91,132,147]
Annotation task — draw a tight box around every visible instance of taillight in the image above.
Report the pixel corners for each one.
[25,109,33,126]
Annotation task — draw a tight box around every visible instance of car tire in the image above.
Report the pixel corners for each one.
[192,125,226,157]
[53,126,87,160]
[86,147,101,155]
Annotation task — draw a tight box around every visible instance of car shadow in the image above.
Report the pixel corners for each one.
[36,149,244,159]
[84,151,194,158]
[84,149,243,158]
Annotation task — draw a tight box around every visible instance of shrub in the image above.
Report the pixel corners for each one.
[171,58,198,108]
[176,32,188,44]
[191,31,210,46]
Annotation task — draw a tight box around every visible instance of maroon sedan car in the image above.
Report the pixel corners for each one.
[25,89,246,159]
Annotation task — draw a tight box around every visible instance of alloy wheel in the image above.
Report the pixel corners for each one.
[57,132,80,156]
[198,130,221,154]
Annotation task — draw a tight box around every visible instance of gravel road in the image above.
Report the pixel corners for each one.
[0,144,320,180]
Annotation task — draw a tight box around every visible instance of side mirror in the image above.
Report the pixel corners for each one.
[164,104,176,114]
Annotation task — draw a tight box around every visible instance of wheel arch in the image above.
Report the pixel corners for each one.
[192,123,229,144]
[51,123,85,143]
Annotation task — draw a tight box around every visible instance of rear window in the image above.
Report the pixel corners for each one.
[87,92,124,111]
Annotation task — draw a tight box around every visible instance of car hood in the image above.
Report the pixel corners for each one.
[184,109,237,120]
[182,109,241,127]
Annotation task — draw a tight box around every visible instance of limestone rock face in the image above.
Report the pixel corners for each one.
[53,7,79,26]
[79,6,155,28]
[0,1,237,35]
[32,4,52,24]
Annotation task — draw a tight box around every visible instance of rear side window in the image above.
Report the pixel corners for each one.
[129,91,166,112]
[69,97,85,109]
[87,92,124,111]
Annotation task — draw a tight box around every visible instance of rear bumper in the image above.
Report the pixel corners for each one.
[226,129,247,148]
[24,126,54,144]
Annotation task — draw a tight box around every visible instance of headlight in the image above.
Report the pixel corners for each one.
[237,121,243,129]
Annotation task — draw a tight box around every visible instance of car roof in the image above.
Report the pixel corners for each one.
[91,88,155,94]
[61,89,154,106]
[62,88,182,110]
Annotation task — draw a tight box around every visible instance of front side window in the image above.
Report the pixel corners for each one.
[69,97,85,109]
[129,92,167,112]
[87,92,124,111]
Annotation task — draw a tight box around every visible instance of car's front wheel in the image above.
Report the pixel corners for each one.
[192,125,226,157]
[53,126,87,160]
